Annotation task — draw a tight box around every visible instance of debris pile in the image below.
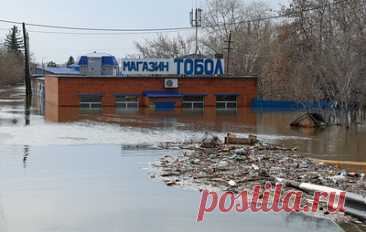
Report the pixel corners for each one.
[151,133,366,224]
[154,140,365,195]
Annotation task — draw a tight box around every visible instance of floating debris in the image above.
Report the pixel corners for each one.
[225,133,258,145]
[151,133,366,225]
[200,133,222,148]
[228,180,237,187]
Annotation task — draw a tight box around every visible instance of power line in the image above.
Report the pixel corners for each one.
[27,23,192,32]
[0,0,352,35]
[0,18,191,32]
[26,28,193,35]
[0,27,193,36]
[0,19,21,25]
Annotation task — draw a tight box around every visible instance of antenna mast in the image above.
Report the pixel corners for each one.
[190,8,202,56]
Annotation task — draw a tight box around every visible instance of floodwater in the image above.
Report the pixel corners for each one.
[0,86,364,232]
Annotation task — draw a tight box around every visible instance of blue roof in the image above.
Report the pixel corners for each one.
[37,67,80,75]
[143,91,182,97]
[102,56,118,65]
[68,64,80,71]
[78,56,88,65]
[77,52,118,66]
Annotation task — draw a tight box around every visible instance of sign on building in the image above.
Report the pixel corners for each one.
[121,58,224,76]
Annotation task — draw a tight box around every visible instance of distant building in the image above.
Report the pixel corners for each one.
[33,66,80,76]
[77,52,119,76]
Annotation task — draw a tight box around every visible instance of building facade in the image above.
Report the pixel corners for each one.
[45,76,257,111]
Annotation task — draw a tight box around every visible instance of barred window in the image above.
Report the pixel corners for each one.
[216,95,237,110]
[182,96,204,110]
[115,96,139,109]
[80,94,102,109]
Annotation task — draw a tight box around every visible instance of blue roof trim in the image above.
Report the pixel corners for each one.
[183,93,208,96]
[41,67,80,75]
[102,56,118,65]
[112,93,141,97]
[215,93,240,96]
[143,91,182,98]
[78,56,88,65]
[68,64,80,71]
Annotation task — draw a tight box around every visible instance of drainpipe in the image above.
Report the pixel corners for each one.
[275,177,366,221]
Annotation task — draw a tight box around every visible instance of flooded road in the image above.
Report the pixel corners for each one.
[0,145,342,232]
[0,86,364,231]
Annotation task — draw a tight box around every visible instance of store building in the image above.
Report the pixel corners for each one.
[45,54,257,111]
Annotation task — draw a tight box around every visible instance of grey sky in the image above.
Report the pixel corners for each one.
[0,0,289,64]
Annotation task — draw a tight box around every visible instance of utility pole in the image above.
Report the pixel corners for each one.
[22,23,31,126]
[22,22,32,97]
[190,8,202,56]
[224,31,233,76]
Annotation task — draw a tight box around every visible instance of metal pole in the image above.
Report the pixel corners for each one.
[191,8,201,56]
[195,22,198,55]
[226,31,232,76]
[22,22,32,97]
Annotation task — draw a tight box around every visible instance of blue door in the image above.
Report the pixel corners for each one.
[154,102,176,111]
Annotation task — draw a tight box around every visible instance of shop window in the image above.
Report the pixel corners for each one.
[216,95,237,110]
[182,96,205,110]
[115,96,139,109]
[79,95,102,109]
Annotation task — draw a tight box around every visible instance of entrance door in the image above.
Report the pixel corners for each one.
[154,102,176,111]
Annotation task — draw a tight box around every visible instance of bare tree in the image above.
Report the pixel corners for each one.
[0,48,24,86]
[132,0,366,125]
[134,34,194,58]
[262,0,366,124]
[202,0,274,76]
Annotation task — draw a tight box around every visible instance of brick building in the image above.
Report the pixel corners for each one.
[45,75,257,111]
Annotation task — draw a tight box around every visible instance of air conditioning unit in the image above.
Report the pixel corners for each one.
[164,79,178,89]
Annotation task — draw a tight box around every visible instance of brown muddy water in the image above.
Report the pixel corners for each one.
[0,86,364,232]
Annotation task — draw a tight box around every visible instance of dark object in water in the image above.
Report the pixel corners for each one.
[201,133,222,148]
[290,113,327,128]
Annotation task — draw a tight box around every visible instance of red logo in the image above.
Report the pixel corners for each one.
[197,182,346,221]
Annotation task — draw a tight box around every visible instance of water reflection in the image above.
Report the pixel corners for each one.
[0,145,345,232]
[43,104,366,163]
[286,212,342,230]
[23,145,30,168]
[44,104,257,133]
[24,96,31,126]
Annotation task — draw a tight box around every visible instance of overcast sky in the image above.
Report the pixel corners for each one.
[0,0,289,64]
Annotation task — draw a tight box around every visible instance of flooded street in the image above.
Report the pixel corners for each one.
[0,145,343,232]
[2,86,366,161]
[0,86,364,231]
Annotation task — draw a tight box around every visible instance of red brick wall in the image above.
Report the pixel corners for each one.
[45,76,59,105]
[45,76,257,107]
